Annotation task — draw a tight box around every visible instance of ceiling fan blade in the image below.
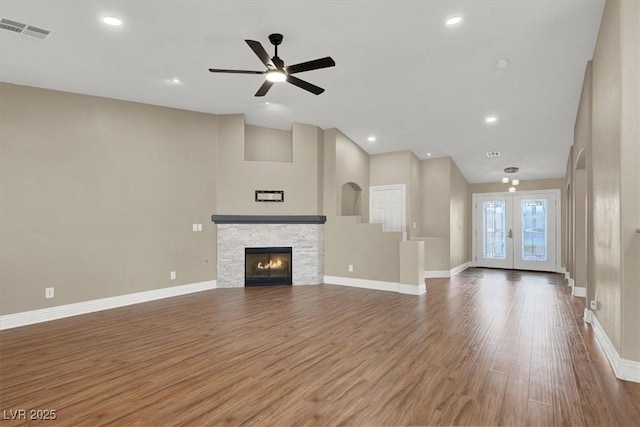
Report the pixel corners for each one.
[208,68,265,74]
[285,57,336,74]
[245,40,275,68]
[286,75,325,95]
[255,80,274,97]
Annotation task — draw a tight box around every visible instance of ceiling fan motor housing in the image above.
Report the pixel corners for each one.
[268,33,284,46]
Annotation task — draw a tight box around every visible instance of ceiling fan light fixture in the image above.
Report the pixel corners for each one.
[266,70,286,83]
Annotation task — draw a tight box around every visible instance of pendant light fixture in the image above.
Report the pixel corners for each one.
[501,167,519,192]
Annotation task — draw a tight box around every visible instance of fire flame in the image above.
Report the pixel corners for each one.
[257,258,283,270]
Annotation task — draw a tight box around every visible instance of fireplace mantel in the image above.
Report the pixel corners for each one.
[211,215,326,224]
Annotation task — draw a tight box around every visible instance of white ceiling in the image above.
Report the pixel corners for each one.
[0,0,605,183]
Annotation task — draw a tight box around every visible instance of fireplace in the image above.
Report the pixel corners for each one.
[245,247,292,286]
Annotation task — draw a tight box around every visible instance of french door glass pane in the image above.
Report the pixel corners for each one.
[483,201,506,259]
[521,199,547,261]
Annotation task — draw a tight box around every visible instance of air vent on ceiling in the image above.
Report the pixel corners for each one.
[0,18,25,33]
[486,151,501,158]
[24,25,50,39]
[0,18,51,40]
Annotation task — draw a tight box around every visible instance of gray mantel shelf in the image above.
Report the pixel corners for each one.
[211,215,326,224]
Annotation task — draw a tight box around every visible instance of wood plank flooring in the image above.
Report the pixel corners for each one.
[2,272,640,426]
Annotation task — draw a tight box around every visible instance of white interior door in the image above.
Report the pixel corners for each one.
[473,191,559,272]
[369,184,406,232]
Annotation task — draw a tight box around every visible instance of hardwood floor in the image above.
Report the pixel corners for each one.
[2,272,639,426]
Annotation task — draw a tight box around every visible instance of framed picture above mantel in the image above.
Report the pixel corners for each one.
[255,190,284,203]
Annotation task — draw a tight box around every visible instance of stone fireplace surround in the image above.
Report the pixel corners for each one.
[212,215,325,288]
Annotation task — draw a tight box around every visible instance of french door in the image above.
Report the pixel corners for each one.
[472,190,560,272]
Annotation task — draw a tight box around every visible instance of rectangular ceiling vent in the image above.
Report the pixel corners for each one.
[0,18,51,40]
[485,151,501,158]
[0,18,25,33]
[24,25,50,39]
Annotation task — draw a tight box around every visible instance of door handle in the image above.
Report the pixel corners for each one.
[507,229,513,238]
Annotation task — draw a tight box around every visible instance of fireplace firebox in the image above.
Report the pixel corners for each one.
[244,247,292,286]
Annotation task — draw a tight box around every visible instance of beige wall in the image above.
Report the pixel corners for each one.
[586,0,640,362]
[418,237,450,271]
[0,83,217,315]
[619,0,640,361]
[216,118,320,215]
[410,153,422,237]
[370,150,422,236]
[320,129,336,216]
[420,157,451,237]
[417,157,471,270]
[324,216,401,282]
[450,161,470,268]
[244,124,292,162]
[469,178,566,194]
[591,0,623,352]
[568,63,593,299]
[335,130,370,222]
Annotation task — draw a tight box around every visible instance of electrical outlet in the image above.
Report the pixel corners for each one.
[348,264,353,272]
[45,287,54,299]
[197,224,202,232]
[170,271,176,280]
[590,300,598,310]
[192,224,198,232]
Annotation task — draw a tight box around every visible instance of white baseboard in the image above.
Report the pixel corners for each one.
[451,261,471,276]
[584,307,593,323]
[425,261,471,279]
[424,270,450,278]
[572,286,586,297]
[324,276,426,296]
[587,309,640,383]
[0,280,217,330]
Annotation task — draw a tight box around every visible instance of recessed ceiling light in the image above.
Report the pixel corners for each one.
[485,116,498,123]
[445,16,463,26]
[426,152,432,157]
[367,136,376,142]
[170,77,182,84]
[102,16,123,26]
[496,58,509,69]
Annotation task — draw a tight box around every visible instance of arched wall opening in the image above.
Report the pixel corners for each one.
[341,182,362,216]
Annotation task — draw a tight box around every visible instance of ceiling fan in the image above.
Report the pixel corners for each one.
[208,33,335,96]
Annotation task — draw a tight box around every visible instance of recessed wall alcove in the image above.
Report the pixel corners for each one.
[341,182,362,216]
